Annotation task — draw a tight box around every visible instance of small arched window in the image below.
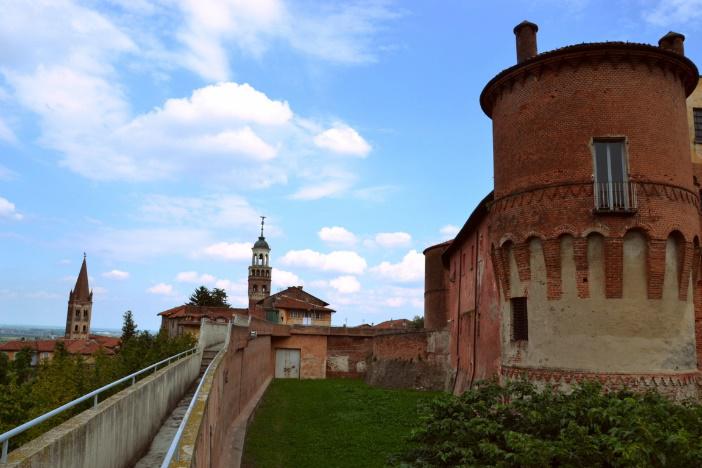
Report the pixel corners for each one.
[253,285,258,293]
[262,285,267,293]
[75,309,80,318]
[74,324,79,332]
[83,310,88,320]
[82,325,87,333]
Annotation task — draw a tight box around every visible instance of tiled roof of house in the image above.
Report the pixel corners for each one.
[271,296,335,313]
[374,319,413,330]
[0,336,118,356]
[158,304,248,319]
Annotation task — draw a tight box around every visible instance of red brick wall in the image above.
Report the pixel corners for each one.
[326,335,373,378]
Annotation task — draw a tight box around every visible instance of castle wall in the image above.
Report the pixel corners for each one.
[502,233,696,375]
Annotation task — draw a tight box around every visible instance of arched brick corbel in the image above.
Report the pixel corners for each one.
[543,238,562,300]
[604,237,624,299]
[647,239,666,300]
[491,245,510,301]
[679,241,693,301]
[573,237,589,298]
[513,242,531,283]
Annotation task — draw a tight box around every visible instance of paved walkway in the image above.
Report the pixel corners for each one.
[133,344,223,468]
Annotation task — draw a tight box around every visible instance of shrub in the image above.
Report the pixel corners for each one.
[393,379,702,467]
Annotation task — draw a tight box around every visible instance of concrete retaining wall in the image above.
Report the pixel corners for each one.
[6,352,201,468]
[197,320,229,350]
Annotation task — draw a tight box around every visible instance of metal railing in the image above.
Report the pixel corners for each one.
[160,346,225,467]
[594,181,638,212]
[0,347,199,463]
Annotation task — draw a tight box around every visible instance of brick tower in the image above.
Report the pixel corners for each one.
[482,23,701,398]
[65,254,93,339]
[248,217,272,319]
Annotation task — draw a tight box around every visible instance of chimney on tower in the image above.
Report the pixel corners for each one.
[658,31,685,56]
[514,20,539,63]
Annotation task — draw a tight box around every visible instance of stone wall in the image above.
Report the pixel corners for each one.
[365,330,453,391]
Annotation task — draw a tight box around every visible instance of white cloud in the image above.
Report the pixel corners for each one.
[371,250,424,283]
[147,283,175,295]
[199,242,252,261]
[83,227,212,261]
[272,268,304,288]
[329,275,361,293]
[280,249,367,274]
[0,1,378,199]
[313,124,371,157]
[0,118,16,143]
[440,224,460,240]
[374,232,411,248]
[0,165,16,181]
[644,0,702,25]
[175,0,401,81]
[176,271,216,284]
[318,226,357,246]
[92,286,108,296]
[140,194,262,229]
[103,270,130,280]
[0,197,22,220]
[290,179,354,200]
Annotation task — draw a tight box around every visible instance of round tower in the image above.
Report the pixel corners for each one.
[248,216,272,319]
[423,241,451,329]
[482,23,701,398]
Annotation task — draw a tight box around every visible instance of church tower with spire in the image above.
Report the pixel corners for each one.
[65,254,93,339]
[248,217,272,318]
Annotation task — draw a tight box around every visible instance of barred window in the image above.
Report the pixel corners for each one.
[511,297,528,341]
[694,108,702,143]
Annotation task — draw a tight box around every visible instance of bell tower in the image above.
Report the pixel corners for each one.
[248,216,272,318]
[65,253,93,340]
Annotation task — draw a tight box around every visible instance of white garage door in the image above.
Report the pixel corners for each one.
[275,348,301,379]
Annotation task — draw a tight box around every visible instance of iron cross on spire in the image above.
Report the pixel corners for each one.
[260,216,266,237]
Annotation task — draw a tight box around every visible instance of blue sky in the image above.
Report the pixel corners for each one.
[1,0,701,331]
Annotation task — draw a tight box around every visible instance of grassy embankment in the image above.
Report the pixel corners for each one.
[243,379,440,468]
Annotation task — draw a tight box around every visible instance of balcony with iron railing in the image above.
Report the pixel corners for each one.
[593,181,638,214]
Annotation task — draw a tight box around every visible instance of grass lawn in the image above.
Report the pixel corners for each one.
[242,379,441,468]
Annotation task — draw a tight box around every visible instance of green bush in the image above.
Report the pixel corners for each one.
[393,379,702,467]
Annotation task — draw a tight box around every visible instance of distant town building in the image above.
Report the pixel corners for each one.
[0,254,119,363]
[158,217,334,336]
[65,254,92,339]
[248,216,272,319]
[258,286,334,326]
[158,304,247,337]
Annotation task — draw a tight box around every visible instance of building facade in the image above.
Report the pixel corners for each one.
[258,286,334,326]
[425,23,702,398]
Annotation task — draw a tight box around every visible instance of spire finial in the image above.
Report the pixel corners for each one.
[83,252,86,260]
[260,216,266,237]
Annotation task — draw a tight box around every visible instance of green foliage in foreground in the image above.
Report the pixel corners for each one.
[0,314,196,450]
[243,379,440,468]
[393,379,702,467]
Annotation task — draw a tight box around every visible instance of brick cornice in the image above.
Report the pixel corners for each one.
[481,42,699,117]
[490,181,700,214]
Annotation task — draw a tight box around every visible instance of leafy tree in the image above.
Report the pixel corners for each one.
[409,315,424,329]
[12,348,34,384]
[210,288,230,307]
[0,351,9,385]
[393,379,702,467]
[121,310,137,343]
[188,285,230,307]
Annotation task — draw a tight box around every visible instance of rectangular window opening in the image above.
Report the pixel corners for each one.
[593,138,635,212]
[694,108,702,143]
[511,297,528,341]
